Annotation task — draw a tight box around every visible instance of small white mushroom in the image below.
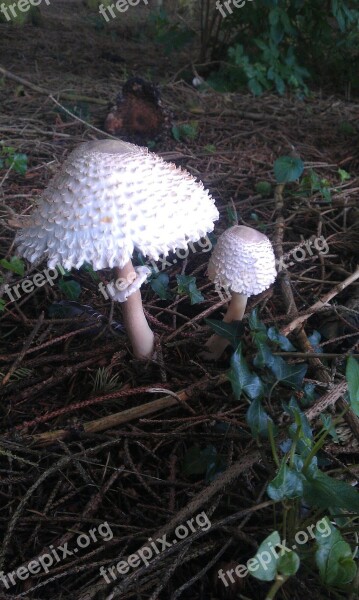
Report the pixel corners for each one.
[15,140,219,358]
[201,225,277,360]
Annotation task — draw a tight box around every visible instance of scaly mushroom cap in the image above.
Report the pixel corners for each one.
[208,225,276,295]
[15,140,219,270]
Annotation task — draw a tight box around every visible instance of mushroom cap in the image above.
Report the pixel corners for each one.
[208,225,277,296]
[15,140,219,270]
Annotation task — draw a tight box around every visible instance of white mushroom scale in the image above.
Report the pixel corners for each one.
[202,225,277,360]
[15,140,219,358]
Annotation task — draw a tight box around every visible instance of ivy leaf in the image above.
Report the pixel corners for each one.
[267,459,304,500]
[0,257,25,276]
[255,341,307,388]
[303,470,359,512]
[287,397,313,442]
[274,156,304,183]
[315,517,357,586]
[267,326,296,351]
[80,262,100,282]
[176,275,204,305]
[228,345,264,401]
[277,550,300,576]
[320,414,340,443]
[205,319,244,348]
[150,272,171,300]
[9,153,28,175]
[248,531,280,581]
[58,279,81,301]
[346,356,359,416]
[246,397,275,439]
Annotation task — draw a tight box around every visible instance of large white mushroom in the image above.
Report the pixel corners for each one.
[201,225,277,360]
[15,140,219,358]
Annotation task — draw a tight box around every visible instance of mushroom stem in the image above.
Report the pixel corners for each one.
[114,262,154,359]
[202,292,248,360]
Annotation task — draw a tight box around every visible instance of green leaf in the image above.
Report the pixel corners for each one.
[150,272,170,300]
[0,298,5,311]
[274,156,304,183]
[80,262,100,282]
[315,517,357,586]
[246,397,275,439]
[320,414,340,443]
[287,402,313,441]
[0,257,25,276]
[58,279,81,300]
[267,459,304,501]
[248,308,267,334]
[248,531,280,581]
[303,470,359,512]
[267,326,296,351]
[346,356,359,416]
[255,181,272,197]
[338,168,350,182]
[248,78,263,96]
[277,550,300,576]
[255,341,307,389]
[176,274,204,305]
[171,121,198,142]
[9,153,28,175]
[228,345,264,401]
[205,319,244,348]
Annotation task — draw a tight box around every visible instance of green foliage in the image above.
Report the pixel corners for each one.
[303,469,359,512]
[0,367,33,382]
[274,156,304,184]
[204,0,359,95]
[172,121,198,142]
[246,396,274,439]
[299,169,333,202]
[150,272,171,300]
[176,274,204,305]
[219,310,358,593]
[346,356,359,416]
[89,367,122,395]
[148,8,195,55]
[248,531,300,581]
[267,459,304,501]
[80,262,100,283]
[228,344,265,401]
[255,181,272,197]
[58,279,81,301]
[205,319,244,349]
[0,146,27,175]
[315,517,357,587]
[0,256,25,276]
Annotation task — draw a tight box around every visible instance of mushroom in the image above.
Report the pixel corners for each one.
[201,225,277,360]
[15,140,219,358]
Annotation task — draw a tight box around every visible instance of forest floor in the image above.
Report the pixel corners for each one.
[0,3,358,600]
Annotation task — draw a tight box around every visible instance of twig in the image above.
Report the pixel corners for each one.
[30,374,228,446]
[1,312,44,386]
[0,65,108,104]
[280,266,359,336]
